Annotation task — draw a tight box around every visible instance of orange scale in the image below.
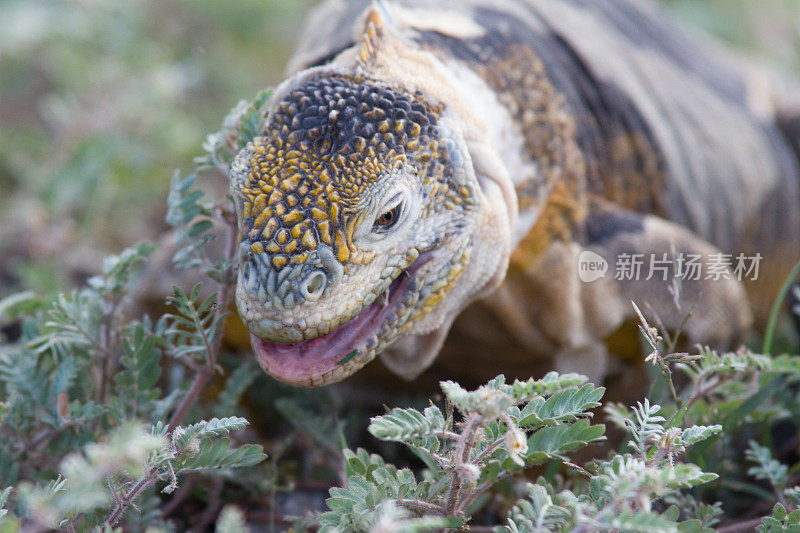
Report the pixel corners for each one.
[253,194,268,213]
[291,252,309,264]
[317,220,332,244]
[262,218,279,239]
[282,210,304,225]
[333,231,350,263]
[290,222,305,239]
[267,189,284,205]
[280,176,302,193]
[276,229,290,245]
[310,207,327,221]
[284,240,299,255]
[301,230,316,249]
[254,206,273,227]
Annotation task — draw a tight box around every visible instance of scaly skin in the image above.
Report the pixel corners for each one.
[231,1,800,387]
[230,14,514,386]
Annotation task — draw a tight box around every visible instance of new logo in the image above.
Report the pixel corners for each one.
[578,250,608,282]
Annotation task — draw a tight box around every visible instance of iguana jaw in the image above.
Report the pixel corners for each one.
[249,257,424,387]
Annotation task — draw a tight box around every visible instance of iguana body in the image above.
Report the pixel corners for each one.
[230,0,800,386]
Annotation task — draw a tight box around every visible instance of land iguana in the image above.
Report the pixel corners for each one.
[229,0,800,387]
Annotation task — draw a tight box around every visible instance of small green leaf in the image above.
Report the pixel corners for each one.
[774,503,788,521]
[525,420,606,465]
[0,291,45,320]
[337,349,358,366]
[369,406,447,442]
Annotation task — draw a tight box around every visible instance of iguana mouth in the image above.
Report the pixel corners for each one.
[250,258,423,386]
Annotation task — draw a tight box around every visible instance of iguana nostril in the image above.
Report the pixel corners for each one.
[300,270,327,301]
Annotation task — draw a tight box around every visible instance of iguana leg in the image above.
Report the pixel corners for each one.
[475,200,753,383]
[584,199,753,341]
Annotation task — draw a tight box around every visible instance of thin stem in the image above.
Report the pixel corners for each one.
[457,472,513,514]
[668,372,725,430]
[396,499,445,515]
[97,323,110,403]
[167,365,213,431]
[97,297,122,404]
[474,437,505,465]
[667,297,698,355]
[444,414,481,516]
[104,470,158,526]
[661,364,680,405]
[406,443,449,466]
[689,375,722,408]
[432,430,461,441]
[167,215,237,433]
[68,311,115,363]
[65,301,117,403]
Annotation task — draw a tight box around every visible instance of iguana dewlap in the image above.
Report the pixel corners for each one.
[230,0,800,387]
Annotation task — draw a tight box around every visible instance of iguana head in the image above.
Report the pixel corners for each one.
[229,7,515,386]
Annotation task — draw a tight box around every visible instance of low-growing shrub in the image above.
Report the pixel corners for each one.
[0,90,799,533]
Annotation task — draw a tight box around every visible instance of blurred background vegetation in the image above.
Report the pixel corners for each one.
[0,0,315,299]
[1,0,799,528]
[1,0,799,302]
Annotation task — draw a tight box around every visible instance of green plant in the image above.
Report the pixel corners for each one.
[316,373,724,532]
[2,79,800,532]
[311,277,800,531]
[0,90,271,531]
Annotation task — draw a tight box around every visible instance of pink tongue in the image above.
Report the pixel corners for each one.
[250,300,383,384]
[249,258,422,386]
[251,290,400,385]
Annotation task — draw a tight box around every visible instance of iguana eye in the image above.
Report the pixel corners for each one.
[373,203,402,230]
